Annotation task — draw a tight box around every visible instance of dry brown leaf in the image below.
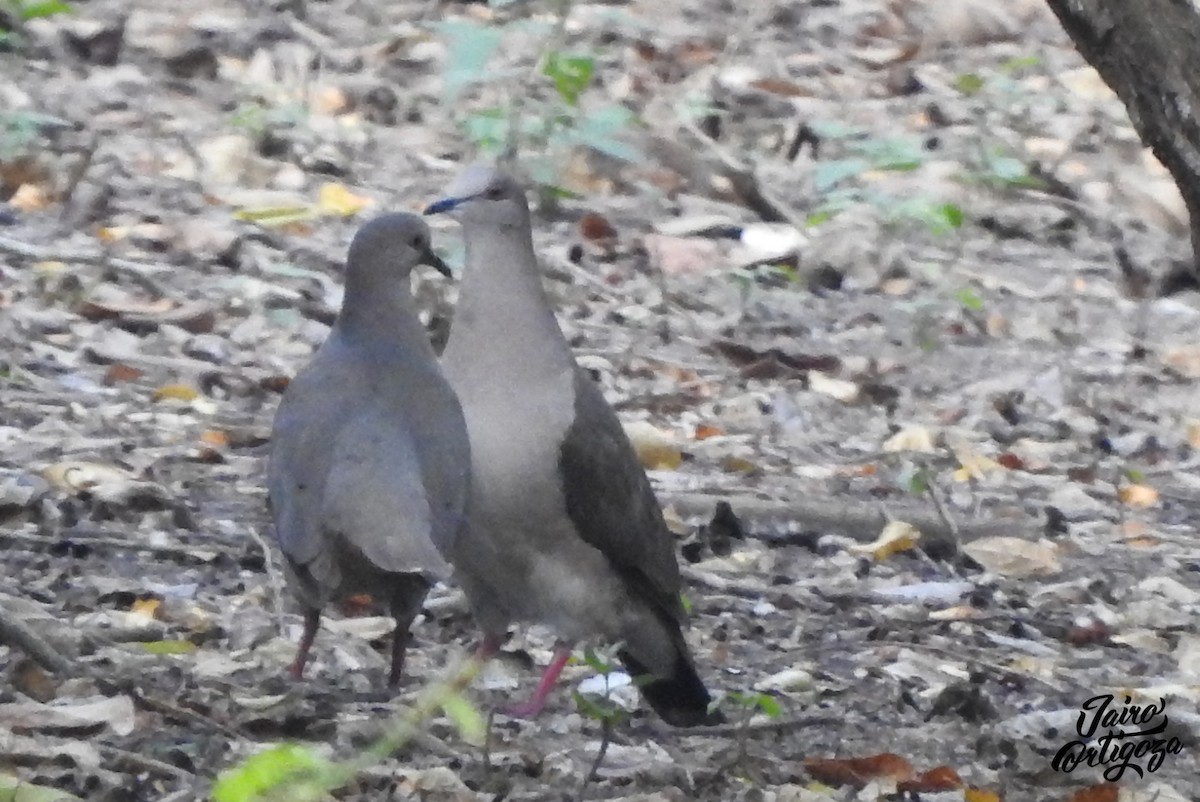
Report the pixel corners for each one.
[882,425,936,453]
[948,437,1001,481]
[1059,66,1118,102]
[722,455,758,474]
[927,604,982,621]
[693,424,723,440]
[849,520,920,560]
[748,77,811,97]
[643,233,721,275]
[131,598,163,620]
[1187,420,1200,449]
[200,429,230,447]
[579,212,618,242]
[898,765,962,792]
[10,182,53,211]
[153,383,200,403]
[964,789,1002,802]
[313,85,350,116]
[804,752,914,787]
[318,182,373,217]
[624,420,683,470]
[42,462,135,493]
[962,536,1061,577]
[1118,483,1159,508]
[808,371,860,403]
[1066,783,1119,802]
[1162,344,1200,378]
[103,363,144,385]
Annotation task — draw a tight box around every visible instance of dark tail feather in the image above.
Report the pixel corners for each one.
[619,636,725,727]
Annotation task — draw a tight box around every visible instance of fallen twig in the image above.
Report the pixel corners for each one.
[0,601,73,675]
[0,233,169,279]
[99,743,196,782]
[663,491,1034,547]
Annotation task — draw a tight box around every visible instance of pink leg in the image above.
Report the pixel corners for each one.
[290,609,321,680]
[504,643,573,719]
[477,632,504,660]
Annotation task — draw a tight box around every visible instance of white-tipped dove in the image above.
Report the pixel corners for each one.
[268,213,470,686]
[425,166,720,727]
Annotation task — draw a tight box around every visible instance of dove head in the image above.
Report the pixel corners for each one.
[347,213,450,280]
[424,164,530,229]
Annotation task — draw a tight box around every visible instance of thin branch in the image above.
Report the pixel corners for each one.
[662,491,1036,547]
[99,744,196,783]
[0,602,73,675]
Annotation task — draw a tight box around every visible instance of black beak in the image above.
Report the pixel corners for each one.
[421,247,453,278]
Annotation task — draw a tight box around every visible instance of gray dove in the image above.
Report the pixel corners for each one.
[425,166,720,726]
[268,212,469,686]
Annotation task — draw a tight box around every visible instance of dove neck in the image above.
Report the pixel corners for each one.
[337,274,434,359]
[452,222,573,367]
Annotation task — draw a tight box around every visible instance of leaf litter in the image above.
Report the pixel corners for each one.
[2,0,1200,800]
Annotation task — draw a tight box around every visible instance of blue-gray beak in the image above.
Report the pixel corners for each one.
[424,197,462,216]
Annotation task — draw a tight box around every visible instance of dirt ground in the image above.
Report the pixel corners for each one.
[3,0,1200,800]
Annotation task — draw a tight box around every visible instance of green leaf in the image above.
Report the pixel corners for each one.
[1000,55,1040,73]
[808,120,866,140]
[679,593,692,615]
[955,288,984,312]
[813,159,869,192]
[0,774,83,802]
[572,692,625,724]
[465,107,509,152]
[568,104,641,162]
[440,692,486,745]
[140,640,197,655]
[954,72,985,95]
[1125,467,1145,484]
[543,52,595,106]
[212,744,329,802]
[754,693,783,718]
[437,20,504,91]
[18,0,72,20]
[982,152,1038,188]
[907,466,931,495]
[582,646,614,674]
[853,136,925,172]
[939,203,965,229]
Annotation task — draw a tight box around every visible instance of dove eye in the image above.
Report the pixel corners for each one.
[484,186,504,201]
[409,235,424,249]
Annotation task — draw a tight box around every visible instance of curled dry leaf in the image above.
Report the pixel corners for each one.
[1065,783,1119,802]
[850,520,920,560]
[579,212,618,242]
[78,287,217,334]
[882,425,937,453]
[962,536,1062,578]
[948,436,1001,481]
[152,383,200,402]
[804,752,914,788]
[964,789,1002,802]
[1118,483,1159,508]
[642,233,722,276]
[318,182,373,217]
[624,420,683,470]
[897,765,963,792]
[1162,344,1200,379]
[808,371,860,403]
[41,461,171,506]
